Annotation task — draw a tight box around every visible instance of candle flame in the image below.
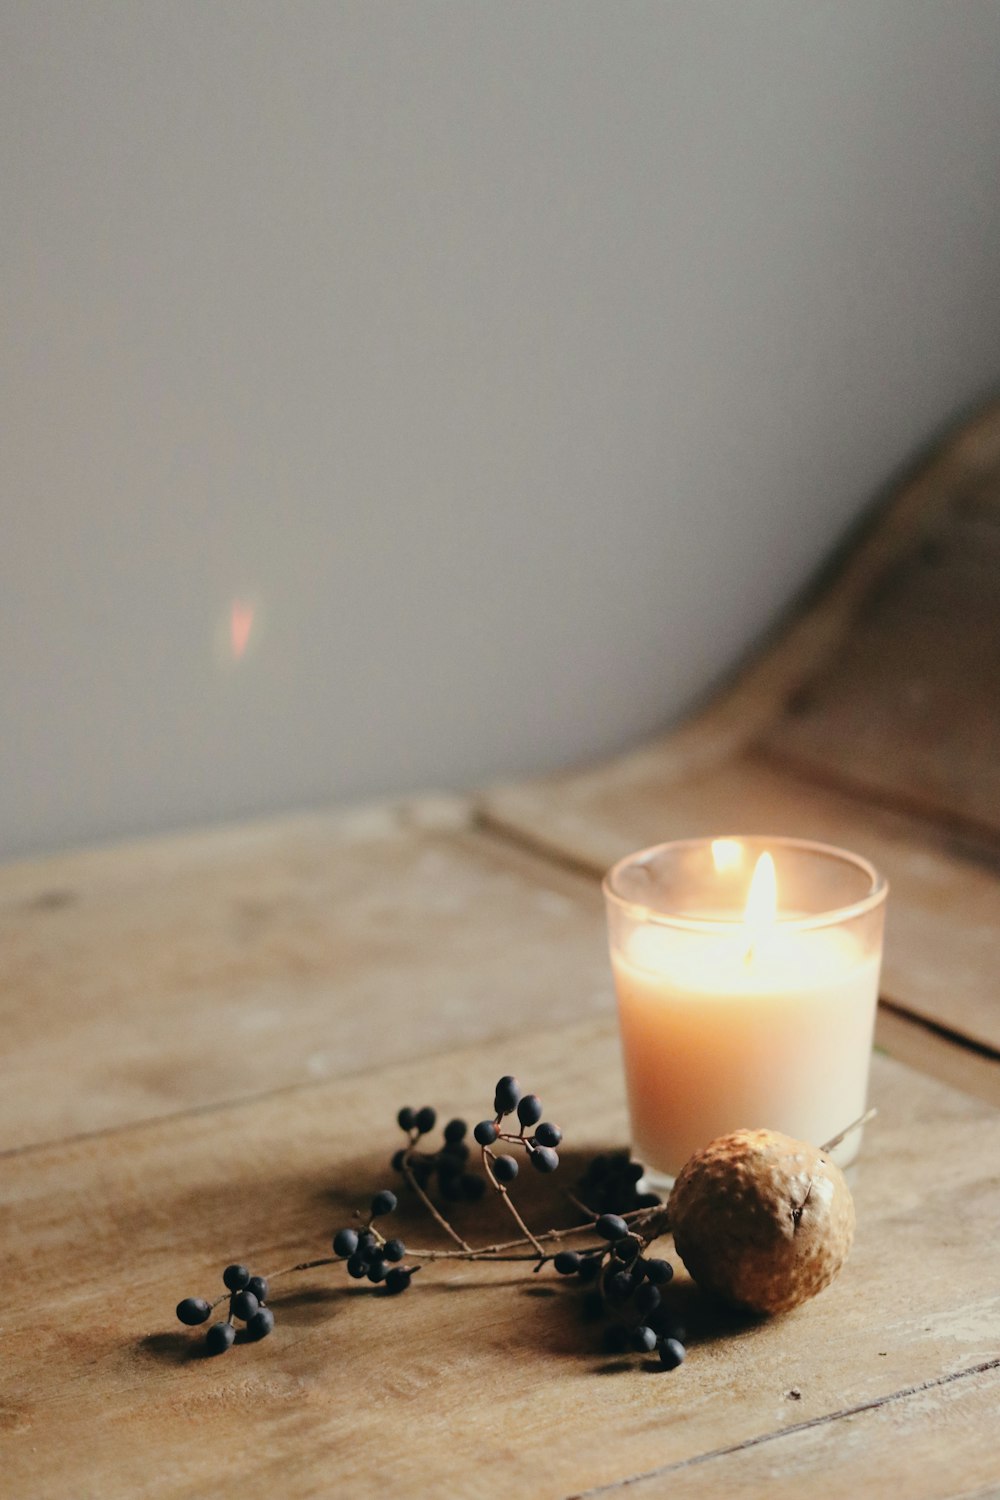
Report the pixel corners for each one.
[743,851,777,960]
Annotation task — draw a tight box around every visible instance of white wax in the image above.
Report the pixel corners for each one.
[612,921,879,1178]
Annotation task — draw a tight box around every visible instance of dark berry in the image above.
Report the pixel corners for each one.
[493,1076,521,1115]
[357,1229,378,1255]
[397,1107,416,1131]
[645,1258,674,1285]
[370,1190,398,1217]
[630,1325,658,1353]
[516,1094,543,1128]
[415,1106,437,1135]
[646,1306,674,1336]
[443,1118,467,1144]
[439,1173,464,1201]
[530,1145,559,1174]
[659,1337,686,1370]
[383,1238,406,1263]
[493,1154,519,1184]
[635,1284,661,1316]
[440,1141,470,1165]
[553,1250,581,1275]
[473,1120,499,1146]
[602,1323,629,1354]
[247,1275,268,1303]
[534,1121,562,1147]
[247,1307,275,1340]
[385,1267,412,1295]
[333,1228,359,1259]
[595,1214,629,1242]
[636,1192,663,1209]
[391,1148,407,1172]
[607,1271,633,1302]
[612,1236,640,1262]
[346,1254,368,1279]
[222,1264,250,1291]
[205,1322,236,1355]
[366,1256,387,1283]
[176,1297,211,1326]
[232,1289,259,1321]
[577,1255,602,1282]
[581,1290,605,1320]
[461,1173,486,1200]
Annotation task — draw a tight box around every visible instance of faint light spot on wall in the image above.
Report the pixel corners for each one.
[213,597,262,669]
[230,601,254,661]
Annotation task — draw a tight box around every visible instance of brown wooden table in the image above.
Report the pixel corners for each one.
[4,406,1000,1497]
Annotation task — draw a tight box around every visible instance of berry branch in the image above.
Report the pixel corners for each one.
[173,1073,684,1369]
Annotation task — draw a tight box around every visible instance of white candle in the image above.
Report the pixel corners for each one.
[605,839,886,1181]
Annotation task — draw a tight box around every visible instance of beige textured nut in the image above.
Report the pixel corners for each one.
[668,1128,855,1315]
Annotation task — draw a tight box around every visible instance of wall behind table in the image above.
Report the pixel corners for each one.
[3,1,1000,859]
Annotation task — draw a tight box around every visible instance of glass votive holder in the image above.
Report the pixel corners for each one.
[603,836,888,1186]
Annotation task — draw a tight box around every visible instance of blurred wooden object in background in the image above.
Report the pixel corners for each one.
[483,401,1000,1064]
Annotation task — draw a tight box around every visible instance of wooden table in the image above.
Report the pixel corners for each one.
[4,406,1000,1497]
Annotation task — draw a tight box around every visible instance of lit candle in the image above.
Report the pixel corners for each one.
[604,837,887,1183]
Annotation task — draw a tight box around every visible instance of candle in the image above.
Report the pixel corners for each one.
[604,837,887,1183]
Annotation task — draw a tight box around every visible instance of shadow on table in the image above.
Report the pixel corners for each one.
[138,1137,764,1369]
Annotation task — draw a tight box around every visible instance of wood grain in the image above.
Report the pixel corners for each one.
[481,754,1000,1056]
[0,799,610,1153]
[6,401,1000,1496]
[2,1018,998,1500]
[599,1363,1000,1499]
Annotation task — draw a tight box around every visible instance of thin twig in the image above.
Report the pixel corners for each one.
[564,1187,598,1218]
[268,1206,657,1280]
[268,1256,341,1281]
[821,1107,877,1154]
[481,1146,545,1257]
[402,1147,473,1251]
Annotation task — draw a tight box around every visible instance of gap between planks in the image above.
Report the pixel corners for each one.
[565,1356,1000,1499]
[474,807,1000,1110]
[3,807,989,1169]
[758,742,1000,877]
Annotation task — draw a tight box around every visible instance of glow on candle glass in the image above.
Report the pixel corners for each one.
[609,843,881,1177]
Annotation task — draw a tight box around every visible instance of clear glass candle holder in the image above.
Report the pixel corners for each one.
[603,836,888,1186]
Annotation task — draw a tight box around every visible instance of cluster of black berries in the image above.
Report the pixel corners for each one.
[332,1190,419,1295]
[473,1075,563,1181]
[553,1214,686,1371]
[391,1107,487,1202]
[176,1264,274,1355]
[576,1150,661,1216]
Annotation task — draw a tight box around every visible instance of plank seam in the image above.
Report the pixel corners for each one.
[879,997,1000,1067]
[476,793,1000,1064]
[564,1356,1000,1498]
[755,744,1000,873]
[472,805,616,883]
[0,1012,620,1163]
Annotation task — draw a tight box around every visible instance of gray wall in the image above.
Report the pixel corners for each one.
[3,2,1000,860]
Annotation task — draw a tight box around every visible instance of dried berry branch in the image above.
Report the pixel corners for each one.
[173,1073,684,1368]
